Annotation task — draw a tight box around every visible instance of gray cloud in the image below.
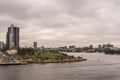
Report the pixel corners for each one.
[0,0,120,47]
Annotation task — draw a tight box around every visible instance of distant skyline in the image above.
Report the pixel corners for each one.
[0,0,120,47]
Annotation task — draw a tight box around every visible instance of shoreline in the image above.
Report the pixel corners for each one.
[0,62,27,65]
[0,58,87,65]
[21,58,87,64]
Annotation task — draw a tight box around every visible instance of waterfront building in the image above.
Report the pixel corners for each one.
[5,49,17,55]
[6,24,20,49]
[58,46,68,52]
[103,43,114,49]
[68,46,76,52]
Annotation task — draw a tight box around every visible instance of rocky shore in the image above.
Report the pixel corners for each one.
[0,62,27,65]
[0,57,87,65]
[20,57,87,64]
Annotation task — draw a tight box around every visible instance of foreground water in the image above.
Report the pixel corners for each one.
[1,53,120,80]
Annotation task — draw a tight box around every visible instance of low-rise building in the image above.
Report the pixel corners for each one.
[5,49,17,55]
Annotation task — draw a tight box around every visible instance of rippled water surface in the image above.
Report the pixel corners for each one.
[1,53,120,80]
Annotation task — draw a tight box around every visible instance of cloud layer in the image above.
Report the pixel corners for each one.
[0,0,120,47]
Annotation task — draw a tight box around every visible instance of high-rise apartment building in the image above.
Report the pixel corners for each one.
[6,24,19,49]
[34,42,37,49]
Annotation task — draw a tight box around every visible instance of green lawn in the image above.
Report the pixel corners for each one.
[16,48,78,61]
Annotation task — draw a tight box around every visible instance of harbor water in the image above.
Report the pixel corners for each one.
[0,53,120,80]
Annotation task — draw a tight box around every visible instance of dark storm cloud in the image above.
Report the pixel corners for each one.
[0,0,120,47]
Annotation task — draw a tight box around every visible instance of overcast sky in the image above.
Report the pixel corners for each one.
[0,0,120,47]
